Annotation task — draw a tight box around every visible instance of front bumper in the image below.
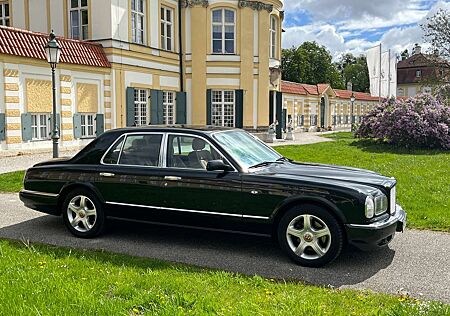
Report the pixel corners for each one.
[345,204,406,251]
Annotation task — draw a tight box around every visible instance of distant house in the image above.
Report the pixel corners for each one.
[397,44,449,97]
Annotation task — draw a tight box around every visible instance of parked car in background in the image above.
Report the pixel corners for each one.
[20,127,406,267]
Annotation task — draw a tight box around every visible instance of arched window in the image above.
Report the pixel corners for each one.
[212,8,235,54]
[270,15,277,59]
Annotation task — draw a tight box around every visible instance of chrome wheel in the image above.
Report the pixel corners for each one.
[66,195,97,233]
[286,214,332,260]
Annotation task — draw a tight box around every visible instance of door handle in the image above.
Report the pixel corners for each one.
[99,172,115,177]
[164,176,181,181]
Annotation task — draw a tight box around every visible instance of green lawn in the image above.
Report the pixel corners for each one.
[0,170,24,193]
[0,239,448,315]
[275,133,450,232]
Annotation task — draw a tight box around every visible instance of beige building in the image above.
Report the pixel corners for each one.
[0,0,283,151]
[280,80,379,136]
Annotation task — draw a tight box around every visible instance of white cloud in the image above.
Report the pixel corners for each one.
[282,0,450,59]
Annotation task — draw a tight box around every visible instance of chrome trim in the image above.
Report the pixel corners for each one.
[99,172,115,177]
[164,176,182,181]
[20,189,59,198]
[346,204,406,230]
[105,201,270,220]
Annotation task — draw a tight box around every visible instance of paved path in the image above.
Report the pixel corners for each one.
[0,192,448,303]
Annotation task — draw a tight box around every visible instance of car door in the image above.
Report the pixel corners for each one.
[161,133,243,222]
[95,132,167,221]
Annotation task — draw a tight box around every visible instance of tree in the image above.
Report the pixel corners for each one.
[421,9,450,86]
[335,54,370,92]
[281,41,344,89]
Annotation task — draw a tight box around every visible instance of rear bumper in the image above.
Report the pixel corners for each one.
[19,189,60,216]
[345,204,406,251]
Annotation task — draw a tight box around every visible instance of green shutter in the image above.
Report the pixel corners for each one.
[73,113,82,139]
[206,89,212,125]
[175,91,187,124]
[0,113,5,141]
[275,91,283,139]
[269,91,274,124]
[21,113,32,141]
[235,89,244,128]
[126,87,135,127]
[150,89,164,125]
[96,114,104,136]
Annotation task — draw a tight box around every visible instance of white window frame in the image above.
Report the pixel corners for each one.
[211,8,236,54]
[270,15,277,59]
[161,6,174,51]
[131,0,145,44]
[211,90,235,127]
[0,1,10,26]
[69,0,89,40]
[31,113,50,141]
[80,113,96,138]
[162,91,175,125]
[416,69,422,78]
[134,88,150,126]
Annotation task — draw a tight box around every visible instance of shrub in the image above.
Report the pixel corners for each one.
[355,94,450,149]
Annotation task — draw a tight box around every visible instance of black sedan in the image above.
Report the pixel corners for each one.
[20,127,406,267]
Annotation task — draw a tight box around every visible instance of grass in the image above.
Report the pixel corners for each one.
[0,170,24,193]
[275,132,450,232]
[0,239,448,316]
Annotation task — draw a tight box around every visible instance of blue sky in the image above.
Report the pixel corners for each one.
[282,0,450,60]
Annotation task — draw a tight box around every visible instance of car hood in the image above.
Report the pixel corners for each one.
[251,161,394,189]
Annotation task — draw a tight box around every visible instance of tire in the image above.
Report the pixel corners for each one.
[277,203,343,267]
[62,188,106,238]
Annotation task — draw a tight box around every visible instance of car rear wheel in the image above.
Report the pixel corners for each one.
[62,189,105,238]
[278,204,343,267]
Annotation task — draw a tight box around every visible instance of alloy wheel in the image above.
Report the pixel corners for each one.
[66,195,97,233]
[285,214,332,260]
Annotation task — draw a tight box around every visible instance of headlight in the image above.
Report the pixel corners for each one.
[365,196,375,218]
[374,194,388,215]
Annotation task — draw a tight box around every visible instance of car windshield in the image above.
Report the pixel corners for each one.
[212,130,282,169]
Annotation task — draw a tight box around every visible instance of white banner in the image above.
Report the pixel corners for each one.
[389,55,397,98]
[366,45,381,97]
[380,51,390,98]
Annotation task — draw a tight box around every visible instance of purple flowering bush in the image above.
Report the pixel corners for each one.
[355,94,450,149]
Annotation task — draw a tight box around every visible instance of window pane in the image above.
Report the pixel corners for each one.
[224,10,234,23]
[167,38,172,51]
[103,136,124,164]
[224,26,234,39]
[166,9,171,22]
[167,135,218,169]
[131,0,136,10]
[212,10,222,23]
[225,40,234,54]
[71,0,78,8]
[161,7,164,19]
[4,3,9,16]
[82,25,88,40]
[81,10,88,25]
[71,10,79,27]
[81,0,87,7]
[213,40,222,53]
[0,5,3,16]
[212,25,222,39]
[119,134,163,167]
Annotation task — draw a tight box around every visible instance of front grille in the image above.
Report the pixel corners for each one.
[390,186,396,214]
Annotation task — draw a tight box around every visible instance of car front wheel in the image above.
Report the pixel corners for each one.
[62,188,105,238]
[278,204,343,267]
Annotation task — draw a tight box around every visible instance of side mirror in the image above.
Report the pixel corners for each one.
[206,160,234,172]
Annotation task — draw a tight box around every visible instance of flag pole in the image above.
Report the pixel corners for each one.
[378,44,382,102]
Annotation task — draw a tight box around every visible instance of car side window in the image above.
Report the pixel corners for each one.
[102,136,124,164]
[167,135,221,169]
[118,134,163,167]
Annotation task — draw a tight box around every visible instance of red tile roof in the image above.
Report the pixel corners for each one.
[317,83,330,95]
[301,83,319,95]
[280,81,307,95]
[334,89,379,101]
[0,26,110,68]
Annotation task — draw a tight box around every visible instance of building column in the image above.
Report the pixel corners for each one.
[60,74,73,142]
[257,9,270,128]
[240,7,254,128]
[4,68,22,146]
[104,74,112,130]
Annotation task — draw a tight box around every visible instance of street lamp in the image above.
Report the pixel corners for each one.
[44,30,61,158]
[350,92,356,132]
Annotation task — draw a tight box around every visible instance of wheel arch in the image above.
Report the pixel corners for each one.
[57,182,105,215]
[270,196,347,237]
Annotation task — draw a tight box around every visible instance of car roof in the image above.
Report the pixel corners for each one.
[104,125,237,135]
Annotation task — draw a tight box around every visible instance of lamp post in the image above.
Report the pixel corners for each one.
[350,93,356,132]
[44,30,61,158]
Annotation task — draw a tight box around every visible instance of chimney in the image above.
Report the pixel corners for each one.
[413,43,421,55]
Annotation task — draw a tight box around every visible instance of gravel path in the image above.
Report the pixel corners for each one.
[0,192,448,304]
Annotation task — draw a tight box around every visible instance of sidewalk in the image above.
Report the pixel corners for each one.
[0,132,337,174]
